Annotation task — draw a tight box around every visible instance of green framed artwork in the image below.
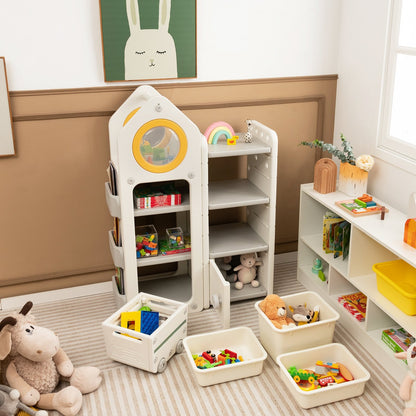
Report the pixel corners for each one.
[99,0,196,82]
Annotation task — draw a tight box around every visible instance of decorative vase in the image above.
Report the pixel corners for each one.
[338,162,368,197]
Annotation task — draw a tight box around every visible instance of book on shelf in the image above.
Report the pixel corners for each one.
[322,212,350,260]
[337,292,367,322]
[382,328,415,356]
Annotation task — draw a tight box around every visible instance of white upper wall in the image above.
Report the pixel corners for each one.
[0,0,341,91]
[334,0,416,214]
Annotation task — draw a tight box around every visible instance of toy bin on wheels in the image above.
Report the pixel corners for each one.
[102,292,187,373]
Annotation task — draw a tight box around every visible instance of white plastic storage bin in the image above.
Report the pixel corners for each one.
[183,326,267,386]
[102,292,187,373]
[276,343,370,408]
[255,291,339,359]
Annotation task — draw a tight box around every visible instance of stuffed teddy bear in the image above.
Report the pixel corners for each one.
[288,304,320,326]
[0,384,47,416]
[258,294,296,329]
[0,301,102,416]
[395,342,416,416]
[233,253,263,290]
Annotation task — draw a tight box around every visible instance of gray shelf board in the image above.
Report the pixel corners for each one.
[137,251,192,267]
[230,283,267,303]
[208,136,271,158]
[208,179,269,210]
[209,223,268,258]
[134,193,190,217]
[139,274,192,303]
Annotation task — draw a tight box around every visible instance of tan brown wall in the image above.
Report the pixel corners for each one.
[0,76,337,297]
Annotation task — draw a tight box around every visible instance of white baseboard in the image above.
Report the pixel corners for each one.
[1,281,113,311]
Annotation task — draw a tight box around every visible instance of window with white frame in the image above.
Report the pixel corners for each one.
[378,0,416,170]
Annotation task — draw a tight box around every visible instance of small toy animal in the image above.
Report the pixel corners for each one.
[288,304,320,326]
[233,253,262,290]
[0,384,47,416]
[395,342,416,416]
[124,0,178,80]
[0,301,102,416]
[217,255,241,283]
[243,120,253,143]
[258,294,296,329]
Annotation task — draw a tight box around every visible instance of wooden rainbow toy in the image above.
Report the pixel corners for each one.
[204,121,235,144]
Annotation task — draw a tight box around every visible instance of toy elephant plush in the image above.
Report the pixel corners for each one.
[0,301,102,416]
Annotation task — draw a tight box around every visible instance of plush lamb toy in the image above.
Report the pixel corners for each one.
[0,302,102,416]
[0,384,47,416]
[259,294,296,329]
[233,253,263,290]
[395,342,416,416]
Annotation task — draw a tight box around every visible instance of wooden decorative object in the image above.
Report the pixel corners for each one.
[404,218,416,249]
[313,158,337,194]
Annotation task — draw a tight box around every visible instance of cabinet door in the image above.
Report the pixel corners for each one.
[209,259,230,328]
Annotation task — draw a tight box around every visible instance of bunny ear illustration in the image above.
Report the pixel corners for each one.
[126,0,141,33]
[159,0,171,31]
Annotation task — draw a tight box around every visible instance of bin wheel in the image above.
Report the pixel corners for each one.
[157,358,167,373]
[176,339,184,354]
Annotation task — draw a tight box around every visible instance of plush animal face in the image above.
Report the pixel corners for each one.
[239,253,257,269]
[0,301,60,362]
[289,304,313,324]
[259,294,288,320]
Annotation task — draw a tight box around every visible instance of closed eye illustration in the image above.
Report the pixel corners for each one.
[125,0,178,80]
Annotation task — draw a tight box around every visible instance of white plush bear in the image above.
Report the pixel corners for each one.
[233,253,263,290]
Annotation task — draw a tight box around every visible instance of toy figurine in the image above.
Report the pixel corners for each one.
[233,253,263,290]
[0,384,47,416]
[395,342,416,415]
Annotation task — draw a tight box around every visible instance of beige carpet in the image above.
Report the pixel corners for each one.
[1,261,404,415]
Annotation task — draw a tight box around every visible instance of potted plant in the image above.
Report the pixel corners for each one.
[300,134,374,197]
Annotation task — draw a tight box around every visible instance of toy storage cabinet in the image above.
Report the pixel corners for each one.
[204,123,277,304]
[297,183,416,384]
[106,86,278,327]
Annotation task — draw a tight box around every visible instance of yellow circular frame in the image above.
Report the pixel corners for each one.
[132,119,187,173]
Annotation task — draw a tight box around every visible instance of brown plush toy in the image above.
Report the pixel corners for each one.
[0,302,102,416]
[259,294,296,329]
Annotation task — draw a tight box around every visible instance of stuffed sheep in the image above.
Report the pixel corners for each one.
[0,302,102,416]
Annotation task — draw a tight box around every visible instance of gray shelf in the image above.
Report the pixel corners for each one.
[208,179,269,210]
[209,223,268,258]
[139,274,192,303]
[208,136,271,158]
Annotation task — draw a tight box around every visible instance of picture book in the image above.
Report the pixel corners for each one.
[338,292,367,322]
[322,212,344,254]
[382,328,415,356]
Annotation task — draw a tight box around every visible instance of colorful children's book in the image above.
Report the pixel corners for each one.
[382,328,415,356]
[322,212,344,254]
[338,292,367,322]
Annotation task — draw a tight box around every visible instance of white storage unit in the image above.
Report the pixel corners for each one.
[297,183,416,384]
[106,85,278,328]
[255,291,339,359]
[102,292,187,373]
[276,343,370,409]
[183,326,267,386]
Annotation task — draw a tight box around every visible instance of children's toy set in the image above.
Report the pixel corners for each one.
[102,292,187,374]
[106,85,278,329]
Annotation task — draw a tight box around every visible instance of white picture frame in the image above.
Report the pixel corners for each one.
[0,57,15,156]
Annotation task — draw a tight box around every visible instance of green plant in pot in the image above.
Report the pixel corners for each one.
[300,134,374,197]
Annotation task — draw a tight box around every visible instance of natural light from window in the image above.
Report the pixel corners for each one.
[379,0,416,169]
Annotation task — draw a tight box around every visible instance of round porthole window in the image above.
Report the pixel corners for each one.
[132,119,187,173]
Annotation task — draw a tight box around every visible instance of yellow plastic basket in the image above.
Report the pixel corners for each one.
[373,260,416,315]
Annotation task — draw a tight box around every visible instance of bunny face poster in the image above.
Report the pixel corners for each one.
[100,0,196,82]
